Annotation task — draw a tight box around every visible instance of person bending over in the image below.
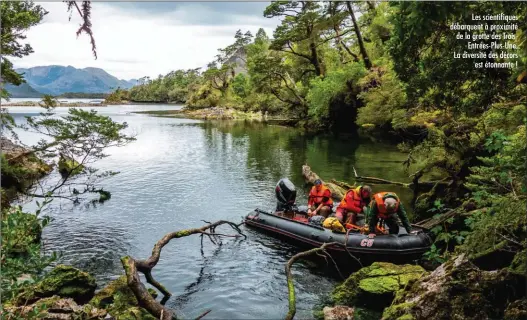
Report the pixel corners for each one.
[368,192,414,238]
[335,185,372,225]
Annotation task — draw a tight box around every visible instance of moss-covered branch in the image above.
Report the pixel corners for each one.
[284,240,362,320]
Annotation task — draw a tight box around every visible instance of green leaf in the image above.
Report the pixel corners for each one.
[431,225,443,235]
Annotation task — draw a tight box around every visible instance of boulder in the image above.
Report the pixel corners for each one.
[332,262,427,310]
[382,254,527,320]
[323,306,355,320]
[16,265,96,305]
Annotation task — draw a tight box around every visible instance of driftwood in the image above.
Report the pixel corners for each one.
[121,220,246,320]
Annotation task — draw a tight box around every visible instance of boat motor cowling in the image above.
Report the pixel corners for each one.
[275,178,297,211]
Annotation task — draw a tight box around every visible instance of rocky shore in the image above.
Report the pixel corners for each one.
[4,265,157,319]
[318,254,526,320]
[134,106,265,120]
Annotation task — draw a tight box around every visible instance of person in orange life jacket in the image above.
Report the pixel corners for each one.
[367,192,415,238]
[335,185,372,225]
[307,179,333,218]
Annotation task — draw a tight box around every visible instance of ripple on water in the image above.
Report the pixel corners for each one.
[8,110,412,319]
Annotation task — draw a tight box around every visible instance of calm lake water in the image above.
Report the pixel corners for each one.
[8,103,413,319]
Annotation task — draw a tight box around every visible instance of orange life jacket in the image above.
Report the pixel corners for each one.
[374,192,399,219]
[309,185,333,206]
[338,186,368,214]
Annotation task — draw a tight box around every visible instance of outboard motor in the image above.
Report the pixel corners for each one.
[275,178,297,212]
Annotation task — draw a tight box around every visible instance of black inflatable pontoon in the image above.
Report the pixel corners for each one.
[244,178,433,262]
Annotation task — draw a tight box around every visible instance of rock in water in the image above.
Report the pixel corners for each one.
[332,262,427,310]
[323,306,355,320]
[382,254,527,320]
[16,265,96,305]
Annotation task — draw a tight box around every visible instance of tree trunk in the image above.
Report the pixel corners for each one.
[366,1,375,12]
[309,40,323,77]
[346,1,372,69]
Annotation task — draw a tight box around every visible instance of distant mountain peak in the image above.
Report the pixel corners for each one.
[13,65,136,95]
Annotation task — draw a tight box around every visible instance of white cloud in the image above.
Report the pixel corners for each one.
[10,2,280,80]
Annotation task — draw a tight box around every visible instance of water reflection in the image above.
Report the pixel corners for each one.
[9,107,415,319]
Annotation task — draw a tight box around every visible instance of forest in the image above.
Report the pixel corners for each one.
[1,1,526,319]
[112,0,527,297]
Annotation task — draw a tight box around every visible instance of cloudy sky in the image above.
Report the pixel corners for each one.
[11,2,280,80]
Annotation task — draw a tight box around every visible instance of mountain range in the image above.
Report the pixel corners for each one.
[5,65,137,97]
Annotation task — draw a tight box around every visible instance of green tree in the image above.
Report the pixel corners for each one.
[264,1,327,77]
[0,1,47,98]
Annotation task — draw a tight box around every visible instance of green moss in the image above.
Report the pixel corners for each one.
[176,230,191,237]
[118,307,157,320]
[147,288,158,300]
[16,265,96,305]
[382,302,416,320]
[331,262,427,310]
[90,276,137,309]
[90,275,157,320]
[509,249,526,275]
[58,156,84,177]
[358,276,400,294]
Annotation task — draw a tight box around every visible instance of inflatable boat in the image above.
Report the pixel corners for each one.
[243,178,433,262]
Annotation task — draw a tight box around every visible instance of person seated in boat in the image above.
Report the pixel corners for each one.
[335,185,372,226]
[307,179,333,218]
[367,192,413,238]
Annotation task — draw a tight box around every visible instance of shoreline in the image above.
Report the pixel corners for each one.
[133,106,302,126]
[3,101,107,107]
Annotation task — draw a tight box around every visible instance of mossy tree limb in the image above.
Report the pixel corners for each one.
[121,220,246,320]
[285,242,336,320]
[285,241,362,320]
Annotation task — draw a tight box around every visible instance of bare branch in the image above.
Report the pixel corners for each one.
[121,220,246,319]
[195,309,212,320]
